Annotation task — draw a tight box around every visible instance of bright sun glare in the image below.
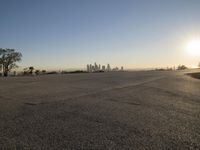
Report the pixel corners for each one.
[186,39,200,56]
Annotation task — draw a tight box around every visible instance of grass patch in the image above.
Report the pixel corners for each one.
[187,72,200,79]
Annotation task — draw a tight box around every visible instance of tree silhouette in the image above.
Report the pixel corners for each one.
[42,70,46,74]
[29,66,34,75]
[0,48,22,77]
[177,65,187,70]
[35,70,40,75]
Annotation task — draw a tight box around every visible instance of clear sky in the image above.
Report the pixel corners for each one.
[1,0,200,70]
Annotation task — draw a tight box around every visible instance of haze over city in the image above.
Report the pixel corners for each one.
[1,0,200,70]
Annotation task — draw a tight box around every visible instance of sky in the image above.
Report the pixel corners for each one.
[1,0,200,70]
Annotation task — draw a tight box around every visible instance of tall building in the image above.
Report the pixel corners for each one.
[86,63,123,73]
[87,64,90,72]
[89,64,92,72]
[94,62,98,71]
[102,65,106,71]
[107,64,111,72]
[98,64,101,70]
[92,65,95,72]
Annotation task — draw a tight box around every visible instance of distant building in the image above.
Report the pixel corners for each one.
[92,65,95,71]
[89,64,92,72]
[94,62,98,71]
[86,63,124,73]
[102,65,106,71]
[87,64,90,72]
[112,67,119,71]
[107,64,111,72]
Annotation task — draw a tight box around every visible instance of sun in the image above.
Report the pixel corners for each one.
[186,39,200,56]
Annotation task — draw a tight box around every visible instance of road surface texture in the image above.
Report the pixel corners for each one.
[0,70,200,150]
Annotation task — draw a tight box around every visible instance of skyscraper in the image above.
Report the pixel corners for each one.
[89,64,92,72]
[94,62,98,71]
[107,64,111,72]
[86,63,123,73]
[87,64,90,72]
[102,65,106,71]
[98,64,101,70]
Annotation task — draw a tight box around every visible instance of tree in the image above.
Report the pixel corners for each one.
[0,48,22,77]
[177,65,187,70]
[35,70,40,75]
[29,66,34,75]
[42,70,46,74]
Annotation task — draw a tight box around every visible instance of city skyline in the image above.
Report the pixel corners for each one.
[87,63,124,72]
[1,0,200,69]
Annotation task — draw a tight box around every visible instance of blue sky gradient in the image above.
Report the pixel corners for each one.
[1,0,200,70]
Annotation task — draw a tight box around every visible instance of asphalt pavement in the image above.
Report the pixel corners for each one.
[0,70,200,149]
